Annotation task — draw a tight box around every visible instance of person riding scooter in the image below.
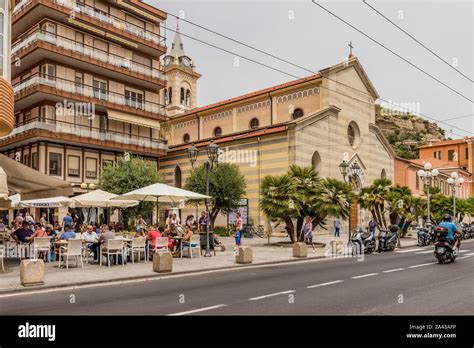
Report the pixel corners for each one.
[438,214,460,250]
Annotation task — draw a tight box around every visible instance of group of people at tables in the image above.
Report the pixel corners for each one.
[7,210,217,263]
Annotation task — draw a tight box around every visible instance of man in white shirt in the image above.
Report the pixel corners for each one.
[82,225,99,261]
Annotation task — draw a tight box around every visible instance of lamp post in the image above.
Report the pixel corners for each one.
[187,140,219,257]
[417,163,439,226]
[339,159,361,245]
[447,172,464,224]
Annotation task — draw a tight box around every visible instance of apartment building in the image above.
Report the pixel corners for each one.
[0,0,168,191]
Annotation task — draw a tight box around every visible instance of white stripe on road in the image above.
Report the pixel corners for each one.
[352,273,378,279]
[408,262,437,268]
[396,248,425,253]
[168,304,227,316]
[416,250,434,254]
[307,280,343,289]
[249,290,295,301]
[459,250,470,253]
[382,268,405,273]
[457,255,473,260]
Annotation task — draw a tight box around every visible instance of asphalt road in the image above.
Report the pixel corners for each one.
[1,240,473,315]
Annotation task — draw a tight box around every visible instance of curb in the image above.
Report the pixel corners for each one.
[0,255,327,295]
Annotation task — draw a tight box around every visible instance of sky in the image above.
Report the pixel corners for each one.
[146,0,474,138]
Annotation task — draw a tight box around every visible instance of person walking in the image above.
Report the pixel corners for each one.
[334,216,341,237]
[368,219,378,236]
[233,212,243,255]
[302,216,316,253]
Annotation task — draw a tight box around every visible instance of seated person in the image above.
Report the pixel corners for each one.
[173,225,193,256]
[60,226,76,240]
[11,221,33,244]
[83,225,99,261]
[135,227,146,238]
[99,227,124,264]
[28,222,48,241]
[147,227,162,254]
[45,225,56,238]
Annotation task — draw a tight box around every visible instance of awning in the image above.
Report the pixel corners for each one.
[0,154,73,200]
[19,196,70,208]
[107,110,160,130]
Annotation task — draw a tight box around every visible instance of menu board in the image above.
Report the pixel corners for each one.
[228,198,249,225]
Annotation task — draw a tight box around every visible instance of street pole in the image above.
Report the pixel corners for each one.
[204,161,211,257]
[426,177,431,225]
[453,186,456,224]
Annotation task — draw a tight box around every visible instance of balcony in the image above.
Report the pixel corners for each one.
[13,73,167,120]
[12,0,167,55]
[11,29,166,88]
[1,118,168,153]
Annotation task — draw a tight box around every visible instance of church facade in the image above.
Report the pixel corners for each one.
[159,29,395,228]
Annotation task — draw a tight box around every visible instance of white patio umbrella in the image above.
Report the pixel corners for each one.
[111,183,210,223]
[19,196,70,208]
[68,189,139,208]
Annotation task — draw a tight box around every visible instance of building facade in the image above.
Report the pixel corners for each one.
[0,0,14,136]
[0,0,168,192]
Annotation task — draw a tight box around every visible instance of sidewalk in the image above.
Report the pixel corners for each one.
[0,232,418,293]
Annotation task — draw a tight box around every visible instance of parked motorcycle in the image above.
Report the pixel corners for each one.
[426,222,437,244]
[351,227,375,254]
[460,223,471,240]
[416,227,430,246]
[433,226,458,264]
[377,225,399,252]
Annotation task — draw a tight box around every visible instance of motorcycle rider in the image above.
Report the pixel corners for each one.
[438,214,460,250]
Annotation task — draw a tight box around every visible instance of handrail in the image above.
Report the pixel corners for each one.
[12,29,166,81]
[13,73,166,115]
[6,118,168,150]
[13,0,167,47]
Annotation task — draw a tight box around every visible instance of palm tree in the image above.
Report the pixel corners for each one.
[259,174,296,242]
[313,178,353,220]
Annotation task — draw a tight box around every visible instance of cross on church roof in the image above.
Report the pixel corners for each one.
[348,41,354,58]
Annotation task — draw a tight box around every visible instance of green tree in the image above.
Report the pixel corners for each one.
[99,154,163,227]
[184,162,246,229]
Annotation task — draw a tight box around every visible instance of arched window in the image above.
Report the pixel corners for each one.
[164,89,169,105]
[214,127,222,137]
[180,87,185,105]
[347,121,361,148]
[381,169,386,179]
[174,166,182,188]
[249,118,259,129]
[183,133,190,143]
[185,89,191,107]
[292,108,304,120]
[168,87,172,103]
[440,179,444,194]
[312,151,322,173]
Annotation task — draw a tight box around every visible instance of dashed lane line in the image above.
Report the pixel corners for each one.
[408,262,437,268]
[351,273,378,279]
[382,268,405,273]
[249,290,295,301]
[307,280,343,289]
[396,248,425,253]
[168,304,227,316]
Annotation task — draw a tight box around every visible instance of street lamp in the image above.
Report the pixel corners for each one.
[187,140,220,257]
[417,162,439,226]
[339,159,362,245]
[447,172,464,223]
[80,182,96,191]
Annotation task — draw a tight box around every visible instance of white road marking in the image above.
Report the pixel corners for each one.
[408,262,437,268]
[249,290,295,301]
[168,304,227,316]
[307,280,343,288]
[416,250,434,254]
[457,254,474,260]
[382,268,405,273]
[459,250,470,253]
[351,273,378,279]
[396,248,425,253]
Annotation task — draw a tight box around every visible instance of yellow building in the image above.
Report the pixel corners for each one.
[159,33,395,228]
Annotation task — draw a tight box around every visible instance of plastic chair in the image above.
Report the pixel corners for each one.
[154,237,169,253]
[100,239,125,267]
[58,239,83,269]
[130,237,147,263]
[0,245,4,272]
[32,237,51,263]
[181,235,201,258]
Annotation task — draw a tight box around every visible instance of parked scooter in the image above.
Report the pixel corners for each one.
[377,225,399,252]
[433,226,458,264]
[426,222,437,244]
[416,226,430,246]
[351,227,375,254]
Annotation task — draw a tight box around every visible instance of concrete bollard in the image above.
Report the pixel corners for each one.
[152,252,173,273]
[236,246,252,264]
[20,259,45,287]
[293,242,307,258]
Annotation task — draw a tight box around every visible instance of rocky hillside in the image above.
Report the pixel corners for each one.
[375,104,446,159]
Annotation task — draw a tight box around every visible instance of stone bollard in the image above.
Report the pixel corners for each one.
[20,259,45,287]
[293,242,307,258]
[235,246,252,264]
[152,252,173,273]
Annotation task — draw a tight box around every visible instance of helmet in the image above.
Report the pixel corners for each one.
[442,214,452,222]
[389,225,399,233]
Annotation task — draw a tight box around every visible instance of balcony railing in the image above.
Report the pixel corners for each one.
[12,30,166,81]
[13,73,166,116]
[6,118,168,151]
[13,0,167,47]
